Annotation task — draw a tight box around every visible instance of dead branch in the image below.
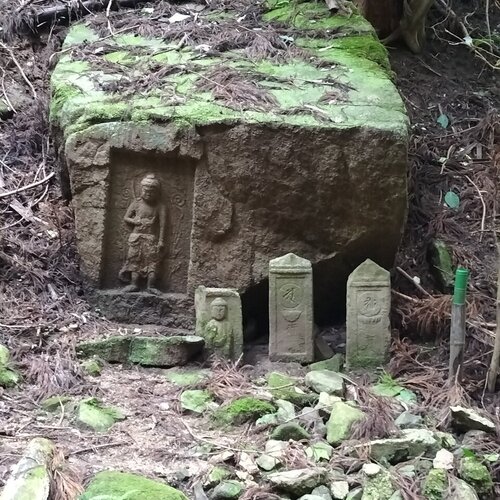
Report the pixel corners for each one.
[0,172,55,199]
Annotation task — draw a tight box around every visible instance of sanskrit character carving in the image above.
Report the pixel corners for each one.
[119,174,167,294]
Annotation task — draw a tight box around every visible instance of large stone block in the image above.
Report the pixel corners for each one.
[50,2,408,325]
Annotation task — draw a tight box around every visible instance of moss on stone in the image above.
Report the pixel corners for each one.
[42,395,72,412]
[80,471,188,500]
[267,372,317,407]
[362,468,395,500]
[213,397,276,426]
[77,397,126,432]
[81,358,102,376]
[459,456,493,497]
[423,469,448,500]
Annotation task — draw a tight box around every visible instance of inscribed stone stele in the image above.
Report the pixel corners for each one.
[269,253,314,363]
[346,259,391,368]
[195,286,243,360]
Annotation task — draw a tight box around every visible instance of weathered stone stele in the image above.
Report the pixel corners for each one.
[269,253,314,362]
[195,286,243,360]
[346,259,391,368]
[50,1,408,325]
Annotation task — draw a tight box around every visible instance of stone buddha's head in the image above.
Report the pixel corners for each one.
[141,174,161,203]
[210,297,228,321]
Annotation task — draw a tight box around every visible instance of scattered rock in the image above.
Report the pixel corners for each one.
[312,484,333,499]
[394,411,422,429]
[435,431,457,450]
[309,354,344,373]
[256,454,280,471]
[305,370,345,396]
[299,407,327,437]
[77,335,204,367]
[362,464,381,477]
[346,488,363,500]
[458,456,493,497]
[267,372,317,407]
[213,397,275,426]
[41,395,72,412]
[77,398,125,432]
[450,477,480,500]
[181,390,215,414]
[326,401,365,445]
[422,468,447,500]
[0,344,10,365]
[433,449,454,470]
[450,406,496,433]
[316,392,342,416]
[256,413,279,426]
[314,335,335,360]
[204,466,232,489]
[0,437,54,500]
[276,399,296,422]
[356,429,439,463]
[306,442,333,462]
[80,470,188,499]
[297,495,325,500]
[165,368,211,386]
[271,422,311,441]
[212,480,244,499]
[81,358,102,376]
[461,430,488,448]
[330,480,349,499]
[267,468,328,496]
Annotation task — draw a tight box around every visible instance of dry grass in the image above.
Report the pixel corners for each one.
[204,356,254,401]
[48,448,84,500]
[196,66,278,111]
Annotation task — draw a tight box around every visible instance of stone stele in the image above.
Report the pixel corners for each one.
[195,287,243,360]
[346,259,391,368]
[50,1,408,326]
[269,253,314,363]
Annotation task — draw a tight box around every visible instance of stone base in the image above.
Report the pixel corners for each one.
[90,290,194,329]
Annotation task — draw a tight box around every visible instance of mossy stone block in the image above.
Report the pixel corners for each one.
[77,336,131,363]
[128,336,204,367]
[80,471,188,500]
[459,456,493,497]
[267,372,316,407]
[327,401,365,445]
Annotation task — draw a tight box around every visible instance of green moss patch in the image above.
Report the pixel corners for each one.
[213,397,276,426]
[80,471,188,500]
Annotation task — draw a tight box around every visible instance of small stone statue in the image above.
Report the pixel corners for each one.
[119,174,166,294]
[204,298,233,358]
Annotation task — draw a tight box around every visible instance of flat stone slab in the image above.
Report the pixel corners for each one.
[51,1,408,323]
[77,335,204,367]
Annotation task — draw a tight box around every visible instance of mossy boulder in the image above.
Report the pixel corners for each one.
[267,372,317,407]
[326,401,365,445]
[212,480,244,499]
[458,457,493,497]
[308,354,344,372]
[81,358,102,376]
[271,422,311,441]
[80,471,188,500]
[423,469,448,500]
[41,395,72,412]
[204,466,232,489]
[361,464,395,500]
[180,389,215,414]
[305,370,345,396]
[213,397,276,426]
[51,0,408,327]
[77,398,126,432]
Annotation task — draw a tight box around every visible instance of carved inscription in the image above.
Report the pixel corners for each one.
[346,259,391,369]
[269,253,314,362]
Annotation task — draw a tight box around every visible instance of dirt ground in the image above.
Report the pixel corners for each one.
[0,0,499,498]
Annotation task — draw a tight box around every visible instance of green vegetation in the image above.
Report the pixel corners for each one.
[213,397,276,426]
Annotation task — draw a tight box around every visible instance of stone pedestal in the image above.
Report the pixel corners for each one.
[346,259,391,368]
[195,287,243,360]
[269,253,314,363]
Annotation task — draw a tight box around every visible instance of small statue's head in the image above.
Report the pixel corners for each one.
[140,174,161,203]
[210,297,227,321]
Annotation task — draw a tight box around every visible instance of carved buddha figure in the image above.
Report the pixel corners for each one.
[119,174,166,293]
[204,297,234,358]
